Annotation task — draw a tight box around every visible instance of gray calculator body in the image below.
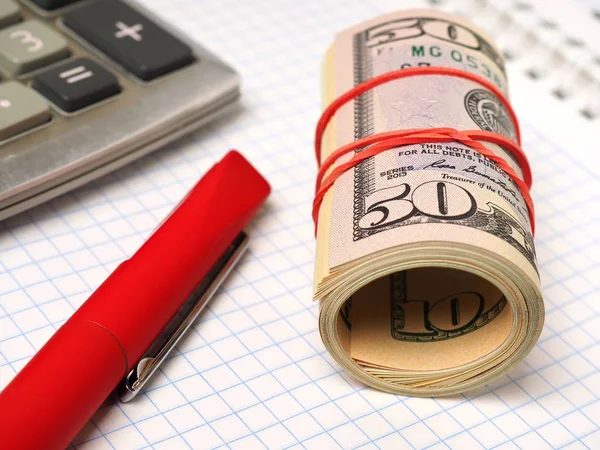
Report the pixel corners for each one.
[0,0,240,220]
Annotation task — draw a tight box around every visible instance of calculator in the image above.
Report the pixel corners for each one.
[0,0,240,220]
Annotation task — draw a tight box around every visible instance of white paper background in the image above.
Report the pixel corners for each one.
[1,0,599,449]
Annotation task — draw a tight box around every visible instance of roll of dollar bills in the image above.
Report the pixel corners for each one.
[314,9,543,396]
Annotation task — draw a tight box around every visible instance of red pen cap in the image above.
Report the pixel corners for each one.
[0,150,270,450]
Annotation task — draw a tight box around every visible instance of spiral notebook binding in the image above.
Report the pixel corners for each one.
[427,0,600,121]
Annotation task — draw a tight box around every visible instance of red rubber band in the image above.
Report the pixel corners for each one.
[313,66,535,236]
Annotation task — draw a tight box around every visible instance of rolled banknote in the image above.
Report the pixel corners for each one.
[314,9,543,396]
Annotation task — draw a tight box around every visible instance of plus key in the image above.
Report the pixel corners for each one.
[63,0,193,81]
[114,22,144,41]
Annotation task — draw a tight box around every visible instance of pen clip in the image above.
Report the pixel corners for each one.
[116,232,249,402]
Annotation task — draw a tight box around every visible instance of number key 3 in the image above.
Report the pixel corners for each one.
[0,20,69,75]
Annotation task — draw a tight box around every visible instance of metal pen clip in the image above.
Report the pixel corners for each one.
[116,232,249,402]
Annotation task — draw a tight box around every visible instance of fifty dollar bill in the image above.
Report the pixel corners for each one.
[314,9,543,396]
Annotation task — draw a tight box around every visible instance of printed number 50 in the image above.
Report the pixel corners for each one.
[358,181,477,230]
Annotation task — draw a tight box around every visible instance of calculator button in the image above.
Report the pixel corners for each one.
[30,0,80,11]
[0,20,69,75]
[63,0,194,81]
[0,81,50,140]
[0,0,20,28]
[32,58,120,112]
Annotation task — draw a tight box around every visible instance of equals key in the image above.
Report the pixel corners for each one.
[32,58,121,112]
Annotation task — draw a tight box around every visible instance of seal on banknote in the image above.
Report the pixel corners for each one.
[464,88,517,141]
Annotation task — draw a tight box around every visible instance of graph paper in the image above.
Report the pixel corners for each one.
[1,0,599,449]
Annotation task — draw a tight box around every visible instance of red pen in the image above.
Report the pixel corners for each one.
[0,150,271,450]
